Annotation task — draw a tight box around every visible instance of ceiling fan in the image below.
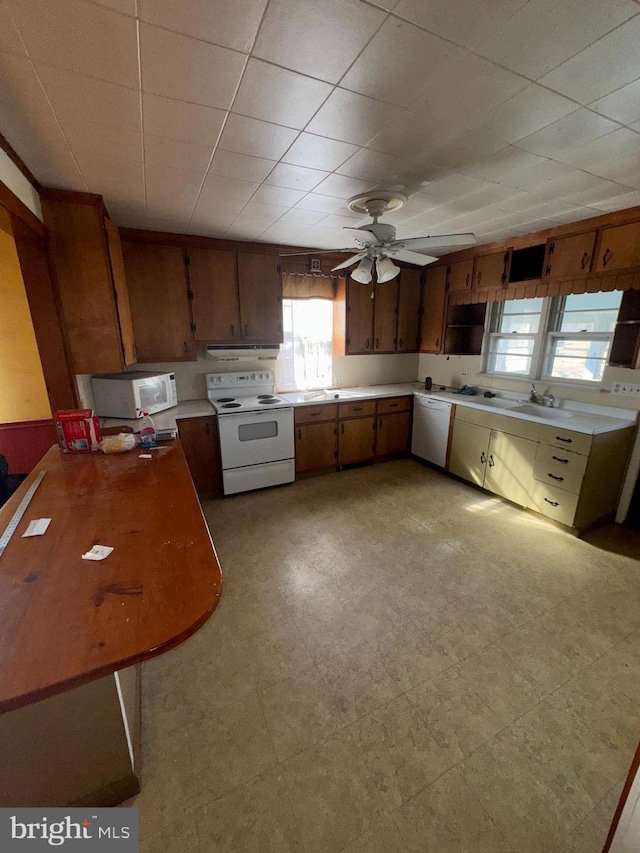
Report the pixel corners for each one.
[281,192,477,284]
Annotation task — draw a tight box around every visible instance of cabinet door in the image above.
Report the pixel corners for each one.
[595,222,640,273]
[123,242,195,362]
[484,430,537,508]
[188,247,240,343]
[447,259,474,292]
[104,219,136,365]
[376,412,410,456]
[237,253,283,343]
[373,279,398,353]
[346,279,374,353]
[295,422,337,473]
[448,419,489,486]
[396,268,422,352]
[543,231,596,279]
[474,250,510,290]
[420,266,447,353]
[177,416,222,495]
[338,416,376,464]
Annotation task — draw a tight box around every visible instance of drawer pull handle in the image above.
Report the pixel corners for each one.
[544,498,559,507]
[230,324,235,337]
[390,403,398,408]
[353,407,363,412]
[480,452,486,464]
[341,423,344,434]
[580,251,589,270]
[311,412,321,416]
[297,429,301,440]
[555,436,572,443]
[548,473,564,481]
[488,454,495,468]
[551,455,569,463]
[602,247,611,267]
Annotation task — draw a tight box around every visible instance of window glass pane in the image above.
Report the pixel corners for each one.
[502,297,543,314]
[277,298,333,392]
[500,314,541,333]
[490,337,535,355]
[559,310,619,333]
[564,292,622,311]
[546,338,609,382]
[487,352,531,374]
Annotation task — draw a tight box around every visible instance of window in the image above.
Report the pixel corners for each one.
[484,291,622,384]
[277,298,333,392]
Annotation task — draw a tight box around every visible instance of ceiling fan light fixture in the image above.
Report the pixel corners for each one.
[350,256,373,284]
[376,256,400,282]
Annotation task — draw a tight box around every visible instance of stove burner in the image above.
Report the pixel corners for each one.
[257,394,274,399]
[216,397,236,403]
[221,402,242,408]
[259,399,279,404]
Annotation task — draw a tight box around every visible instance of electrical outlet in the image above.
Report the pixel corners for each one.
[611,382,640,397]
[461,371,468,378]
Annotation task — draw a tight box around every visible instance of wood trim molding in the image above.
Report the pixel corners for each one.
[0,131,40,190]
[603,740,640,852]
[39,186,103,207]
[0,179,45,237]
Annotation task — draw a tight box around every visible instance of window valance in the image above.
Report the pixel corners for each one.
[282,271,336,299]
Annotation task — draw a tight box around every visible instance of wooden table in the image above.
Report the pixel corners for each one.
[0,441,222,806]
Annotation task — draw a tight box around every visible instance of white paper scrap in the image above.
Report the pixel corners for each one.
[22,518,51,537]
[138,453,152,459]
[81,545,114,561]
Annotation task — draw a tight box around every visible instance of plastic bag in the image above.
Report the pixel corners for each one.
[97,433,138,454]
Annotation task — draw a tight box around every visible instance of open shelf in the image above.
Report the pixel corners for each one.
[444,302,487,355]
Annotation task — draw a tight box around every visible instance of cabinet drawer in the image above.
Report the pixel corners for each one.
[377,396,411,414]
[535,442,588,475]
[539,424,592,456]
[533,460,583,495]
[528,482,579,527]
[338,401,376,418]
[295,404,338,425]
[455,406,540,441]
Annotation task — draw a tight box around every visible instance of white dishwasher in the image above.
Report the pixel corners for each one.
[411,395,453,468]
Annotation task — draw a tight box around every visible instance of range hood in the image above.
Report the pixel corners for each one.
[205,345,280,362]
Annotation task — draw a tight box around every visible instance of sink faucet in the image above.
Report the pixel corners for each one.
[529,383,537,403]
[529,383,555,407]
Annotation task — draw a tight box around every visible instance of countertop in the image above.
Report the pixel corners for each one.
[0,442,222,713]
[102,382,637,437]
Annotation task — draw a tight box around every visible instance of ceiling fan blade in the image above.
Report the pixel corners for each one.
[279,247,359,256]
[331,253,367,272]
[342,227,378,245]
[395,233,477,252]
[389,249,439,267]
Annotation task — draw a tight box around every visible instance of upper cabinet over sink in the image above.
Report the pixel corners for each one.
[542,231,597,279]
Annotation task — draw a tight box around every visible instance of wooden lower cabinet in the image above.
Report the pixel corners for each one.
[296,422,337,473]
[376,412,411,457]
[339,417,376,465]
[177,416,222,496]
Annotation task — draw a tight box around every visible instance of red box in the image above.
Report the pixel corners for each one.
[54,410,102,453]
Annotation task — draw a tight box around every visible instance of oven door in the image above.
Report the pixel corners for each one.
[217,408,294,469]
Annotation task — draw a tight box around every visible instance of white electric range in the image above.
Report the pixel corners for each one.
[206,371,295,495]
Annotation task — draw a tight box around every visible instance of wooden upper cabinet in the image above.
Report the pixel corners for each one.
[42,195,135,375]
[543,231,597,279]
[447,259,474,292]
[594,221,640,273]
[420,265,447,353]
[473,250,510,290]
[346,278,374,353]
[373,279,398,353]
[122,242,195,362]
[104,218,136,365]
[396,268,422,352]
[187,248,240,343]
[237,253,283,343]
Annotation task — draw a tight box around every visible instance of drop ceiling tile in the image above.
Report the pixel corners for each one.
[63,124,142,164]
[282,133,359,171]
[533,169,622,200]
[312,173,377,200]
[540,15,640,103]
[460,183,532,208]
[503,159,577,192]
[340,17,464,108]
[92,0,136,15]
[319,213,366,230]
[513,109,621,158]
[476,84,577,145]
[401,190,452,213]
[140,22,246,109]
[275,208,328,229]
[199,174,260,203]
[585,152,640,188]
[307,87,406,146]
[462,146,550,182]
[231,201,289,231]
[366,110,446,158]
[142,94,226,146]
[265,162,329,191]
[475,0,637,80]
[489,191,548,214]
[138,0,268,53]
[144,134,213,173]
[5,0,139,88]
[586,188,640,211]
[294,193,361,215]
[555,127,640,170]
[336,146,411,184]
[145,215,191,233]
[192,193,248,221]
[295,224,351,249]
[424,173,498,201]
[590,77,640,125]
[220,114,299,160]
[144,161,204,216]
[0,52,84,187]
[419,125,507,171]
[259,222,309,244]
[209,149,276,182]
[73,148,144,198]
[233,59,333,130]
[0,1,25,54]
[563,180,636,207]
[394,0,527,49]
[190,210,239,236]
[106,201,147,228]
[36,63,141,134]
[250,184,307,206]
[253,0,386,84]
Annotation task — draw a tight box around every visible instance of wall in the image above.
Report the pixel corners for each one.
[0,149,42,221]
[0,224,51,423]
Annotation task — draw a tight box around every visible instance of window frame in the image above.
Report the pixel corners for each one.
[482,298,551,379]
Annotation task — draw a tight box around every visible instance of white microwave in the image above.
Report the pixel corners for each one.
[91,371,178,419]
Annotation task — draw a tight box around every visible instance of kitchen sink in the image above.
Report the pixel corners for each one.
[512,404,573,420]
[475,397,519,409]
[325,389,369,399]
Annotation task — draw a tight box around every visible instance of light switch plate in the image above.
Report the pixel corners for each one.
[611,382,640,397]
